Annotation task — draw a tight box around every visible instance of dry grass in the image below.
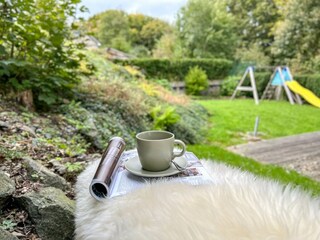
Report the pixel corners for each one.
[139,81,190,106]
[80,77,149,117]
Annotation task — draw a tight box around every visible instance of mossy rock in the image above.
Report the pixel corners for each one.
[16,187,75,240]
[0,229,19,240]
[0,172,15,209]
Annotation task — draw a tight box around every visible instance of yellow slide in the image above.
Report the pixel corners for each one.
[286,81,320,108]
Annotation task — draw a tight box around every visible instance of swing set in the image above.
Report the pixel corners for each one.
[231,66,320,108]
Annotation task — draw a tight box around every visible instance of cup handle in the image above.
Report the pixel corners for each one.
[173,139,186,158]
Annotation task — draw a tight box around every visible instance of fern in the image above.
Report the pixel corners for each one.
[150,106,180,130]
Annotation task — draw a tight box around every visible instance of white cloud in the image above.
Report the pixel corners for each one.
[78,0,187,22]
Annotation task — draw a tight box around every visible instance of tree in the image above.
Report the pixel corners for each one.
[0,0,86,109]
[128,13,153,46]
[235,43,271,67]
[140,19,172,50]
[177,0,238,59]
[152,32,184,58]
[271,0,320,70]
[83,11,172,52]
[80,12,102,37]
[226,0,280,56]
[96,10,131,48]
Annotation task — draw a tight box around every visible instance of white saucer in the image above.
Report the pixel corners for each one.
[125,156,187,178]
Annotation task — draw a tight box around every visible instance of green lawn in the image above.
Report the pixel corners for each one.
[188,144,320,196]
[188,99,320,196]
[198,99,320,146]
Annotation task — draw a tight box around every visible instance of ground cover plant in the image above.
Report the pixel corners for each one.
[72,50,208,148]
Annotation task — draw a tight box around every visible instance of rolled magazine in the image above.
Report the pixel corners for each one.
[89,137,126,201]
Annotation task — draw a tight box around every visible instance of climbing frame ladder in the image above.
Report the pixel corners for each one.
[261,66,302,105]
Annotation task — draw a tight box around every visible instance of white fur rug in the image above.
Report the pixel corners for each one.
[75,160,320,240]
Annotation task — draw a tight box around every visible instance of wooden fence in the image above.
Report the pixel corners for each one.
[171,80,222,96]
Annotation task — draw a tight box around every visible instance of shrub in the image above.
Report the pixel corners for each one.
[130,45,150,58]
[60,99,151,150]
[151,79,172,90]
[114,58,232,81]
[167,103,208,144]
[150,106,180,130]
[110,36,131,52]
[221,72,271,97]
[0,0,86,109]
[185,66,209,96]
[221,76,239,96]
[254,73,271,96]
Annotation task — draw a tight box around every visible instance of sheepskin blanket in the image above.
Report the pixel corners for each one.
[75,160,320,240]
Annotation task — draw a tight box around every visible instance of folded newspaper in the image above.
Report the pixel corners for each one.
[107,149,213,198]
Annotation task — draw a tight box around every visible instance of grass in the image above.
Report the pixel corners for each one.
[188,99,320,196]
[188,144,320,196]
[198,99,320,146]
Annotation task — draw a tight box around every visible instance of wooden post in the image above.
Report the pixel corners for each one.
[249,67,259,105]
[275,85,282,100]
[231,67,259,105]
[286,67,303,105]
[278,67,295,105]
[231,68,249,100]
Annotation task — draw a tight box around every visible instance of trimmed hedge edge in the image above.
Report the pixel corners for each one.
[114,58,232,81]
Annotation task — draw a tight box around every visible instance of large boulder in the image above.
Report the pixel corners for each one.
[0,228,19,240]
[23,157,70,191]
[17,187,75,240]
[0,172,15,209]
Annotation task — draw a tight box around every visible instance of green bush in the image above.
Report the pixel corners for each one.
[150,106,180,130]
[0,0,86,109]
[129,45,150,58]
[60,99,151,150]
[150,78,172,90]
[110,36,131,52]
[221,76,239,96]
[114,58,232,81]
[167,103,208,144]
[254,73,271,96]
[185,66,209,96]
[221,72,271,97]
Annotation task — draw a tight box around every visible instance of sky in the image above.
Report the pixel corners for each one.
[78,0,188,23]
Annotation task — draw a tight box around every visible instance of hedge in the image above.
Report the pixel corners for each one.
[221,73,320,98]
[114,58,232,81]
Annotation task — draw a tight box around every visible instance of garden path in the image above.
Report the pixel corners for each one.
[228,131,320,181]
